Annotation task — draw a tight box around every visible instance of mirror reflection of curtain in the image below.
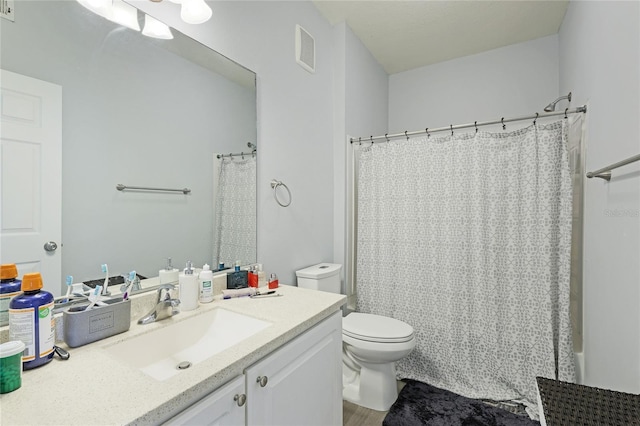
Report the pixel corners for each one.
[214,157,257,267]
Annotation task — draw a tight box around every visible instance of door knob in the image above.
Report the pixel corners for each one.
[43,241,58,252]
[233,394,246,407]
[256,376,268,387]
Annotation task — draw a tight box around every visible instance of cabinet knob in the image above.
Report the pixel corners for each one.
[256,376,268,387]
[233,394,246,407]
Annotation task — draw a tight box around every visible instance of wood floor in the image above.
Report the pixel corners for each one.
[342,380,405,425]
[343,400,388,426]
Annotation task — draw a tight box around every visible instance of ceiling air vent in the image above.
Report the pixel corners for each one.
[295,24,315,73]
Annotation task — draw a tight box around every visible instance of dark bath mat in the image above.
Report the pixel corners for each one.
[383,379,540,426]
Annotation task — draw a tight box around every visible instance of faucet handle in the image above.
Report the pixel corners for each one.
[156,283,176,302]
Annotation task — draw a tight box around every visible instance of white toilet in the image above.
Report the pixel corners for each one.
[296,263,416,412]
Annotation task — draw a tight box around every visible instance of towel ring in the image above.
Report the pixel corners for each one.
[270,179,291,207]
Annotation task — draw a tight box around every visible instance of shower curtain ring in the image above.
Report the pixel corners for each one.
[385,133,389,142]
[405,131,409,140]
[564,108,568,119]
[474,121,478,133]
[501,118,506,130]
[358,137,362,145]
[450,124,453,136]
[426,128,430,138]
[534,112,539,125]
[370,136,374,144]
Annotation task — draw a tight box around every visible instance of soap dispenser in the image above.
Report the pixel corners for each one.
[179,261,199,311]
[159,257,179,285]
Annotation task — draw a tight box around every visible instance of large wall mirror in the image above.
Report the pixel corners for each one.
[1,1,257,293]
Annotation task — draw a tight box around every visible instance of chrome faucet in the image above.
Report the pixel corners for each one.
[138,284,180,325]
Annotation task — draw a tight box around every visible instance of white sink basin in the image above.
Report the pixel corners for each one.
[104,308,271,381]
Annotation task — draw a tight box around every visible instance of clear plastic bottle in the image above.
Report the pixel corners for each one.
[198,264,214,303]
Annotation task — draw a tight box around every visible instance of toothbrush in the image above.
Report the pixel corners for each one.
[122,270,136,301]
[101,264,109,295]
[64,275,73,302]
[85,285,102,311]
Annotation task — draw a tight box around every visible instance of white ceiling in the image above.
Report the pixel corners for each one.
[312,0,569,74]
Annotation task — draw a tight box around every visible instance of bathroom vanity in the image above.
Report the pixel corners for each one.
[0,285,346,425]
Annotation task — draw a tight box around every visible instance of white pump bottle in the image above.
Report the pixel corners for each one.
[179,261,199,311]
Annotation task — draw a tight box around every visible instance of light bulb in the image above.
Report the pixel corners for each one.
[180,0,212,25]
[142,14,174,40]
[110,0,140,31]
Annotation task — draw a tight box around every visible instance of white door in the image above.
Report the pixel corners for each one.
[163,375,246,425]
[0,69,62,296]
[246,311,343,426]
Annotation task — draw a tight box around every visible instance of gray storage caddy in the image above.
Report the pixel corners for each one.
[63,298,131,348]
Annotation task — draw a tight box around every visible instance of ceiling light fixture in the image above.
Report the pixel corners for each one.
[77,0,212,40]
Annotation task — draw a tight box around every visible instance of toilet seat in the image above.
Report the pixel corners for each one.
[343,313,414,343]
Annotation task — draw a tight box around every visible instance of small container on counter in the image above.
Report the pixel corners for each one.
[198,264,214,303]
[248,266,258,288]
[179,261,199,311]
[0,341,26,394]
[268,273,279,290]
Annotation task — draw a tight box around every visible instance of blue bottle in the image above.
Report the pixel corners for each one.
[9,272,55,369]
[1,264,22,327]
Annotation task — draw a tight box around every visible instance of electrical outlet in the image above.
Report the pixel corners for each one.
[1,0,15,22]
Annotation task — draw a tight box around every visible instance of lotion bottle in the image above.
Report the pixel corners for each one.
[179,261,198,311]
[198,264,214,303]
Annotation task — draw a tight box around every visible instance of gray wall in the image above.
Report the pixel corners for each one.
[132,0,337,285]
[1,1,256,282]
[560,0,640,393]
[389,35,560,133]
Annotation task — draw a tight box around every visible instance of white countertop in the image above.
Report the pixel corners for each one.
[0,285,346,425]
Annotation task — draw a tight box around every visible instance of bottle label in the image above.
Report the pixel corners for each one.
[0,291,21,326]
[8,302,55,361]
[9,307,35,360]
[38,303,55,357]
[200,280,213,301]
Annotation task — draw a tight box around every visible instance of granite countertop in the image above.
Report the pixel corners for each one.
[0,284,346,425]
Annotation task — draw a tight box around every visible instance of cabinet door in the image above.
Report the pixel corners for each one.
[246,311,343,426]
[164,375,246,426]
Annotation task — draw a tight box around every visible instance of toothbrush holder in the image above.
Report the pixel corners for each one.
[62,298,131,348]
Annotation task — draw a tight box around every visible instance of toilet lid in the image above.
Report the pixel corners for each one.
[343,313,414,343]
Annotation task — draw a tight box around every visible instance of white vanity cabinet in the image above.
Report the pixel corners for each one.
[164,375,246,425]
[165,311,343,426]
[246,310,343,425]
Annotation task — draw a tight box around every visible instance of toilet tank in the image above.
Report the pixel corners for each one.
[295,263,342,294]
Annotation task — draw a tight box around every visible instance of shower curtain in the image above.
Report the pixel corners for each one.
[356,120,575,416]
[213,156,256,267]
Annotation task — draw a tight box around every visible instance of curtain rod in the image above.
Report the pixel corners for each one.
[349,105,587,144]
[216,150,257,159]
